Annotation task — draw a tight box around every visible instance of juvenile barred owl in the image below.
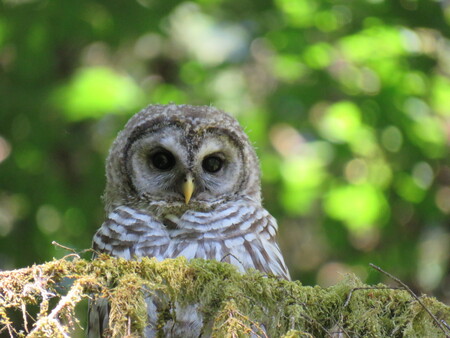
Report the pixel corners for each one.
[89,104,290,337]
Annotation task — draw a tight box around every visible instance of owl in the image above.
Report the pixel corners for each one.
[88,104,290,337]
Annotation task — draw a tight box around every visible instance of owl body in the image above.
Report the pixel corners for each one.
[93,201,288,278]
[89,104,289,337]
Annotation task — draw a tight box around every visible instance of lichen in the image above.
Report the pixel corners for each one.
[0,255,449,337]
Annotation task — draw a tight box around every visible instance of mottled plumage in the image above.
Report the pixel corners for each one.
[89,104,289,337]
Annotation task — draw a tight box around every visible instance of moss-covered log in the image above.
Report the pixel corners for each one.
[0,255,449,337]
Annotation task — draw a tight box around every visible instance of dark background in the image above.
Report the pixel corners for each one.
[0,0,449,309]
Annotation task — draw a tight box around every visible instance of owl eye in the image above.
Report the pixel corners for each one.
[202,155,223,173]
[150,150,176,171]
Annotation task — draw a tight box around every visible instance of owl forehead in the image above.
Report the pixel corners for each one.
[125,107,245,152]
[134,107,241,134]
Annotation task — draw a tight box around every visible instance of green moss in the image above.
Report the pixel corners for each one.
[0,256,449,337]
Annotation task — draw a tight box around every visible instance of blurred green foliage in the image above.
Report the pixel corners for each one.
[0,0,449,305]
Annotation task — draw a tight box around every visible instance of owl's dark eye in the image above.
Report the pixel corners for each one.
[151,150,175,171]
[202,155,223,173]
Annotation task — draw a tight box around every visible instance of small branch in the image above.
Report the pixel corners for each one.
[52,242,96,259]
[21,302,29,333]
[369,263,449,337]
[220,253,244,268]
[442,319,450,331]
[52,241,80,258]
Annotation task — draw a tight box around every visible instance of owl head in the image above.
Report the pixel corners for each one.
[104,104,261,214]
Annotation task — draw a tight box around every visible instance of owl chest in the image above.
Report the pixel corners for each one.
[132,228,252,266]
[97,205,271,273]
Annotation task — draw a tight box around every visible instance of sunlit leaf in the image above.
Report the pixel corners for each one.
[410,116,447,158]
[324,184,388,232]
[394,173,426,203]
[381,126,403,153]
[401,72,427,96]
[273,54,307,81]
[274,0,317,27]
[367,159,393,189]
[54,67,144,120]
[280,157,326,215]
[314,10,340,32]
[349,127,378,156]
[303,43,333,69]
[339,25,404,63]
[431,76,450,116]
[318,101,362,143]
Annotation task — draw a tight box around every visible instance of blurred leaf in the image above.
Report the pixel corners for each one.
[273,54,307,82]
[431,76,450,116]
[280,157,326,215]
[53,67,144,120]
[339,25,404,63]
[410,116,447,158]
[303,43,333,69]
[394,173,426,203]
[314,10,340,32]
[274,0,317,27]
[318,101,362,144]
[324,184,388,232]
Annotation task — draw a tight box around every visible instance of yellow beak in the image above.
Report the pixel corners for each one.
[182,173,194,204]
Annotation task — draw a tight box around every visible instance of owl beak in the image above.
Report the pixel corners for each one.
[182,173,195,204]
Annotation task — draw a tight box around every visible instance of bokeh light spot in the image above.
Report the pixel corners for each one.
[319,101,362,143]
[345,159,368,184]
[349,228,380,252]
[314,11,339,32]
[0,194,27,237]
[36,205,61,235]
[435,186,450,214]
[54,67,144,121]
[411,116,446,157]
[273,54,306,81]
[381,126,403,152]
[281,157,326,215]
[417,229,450,291]
[340,24,404,63]
[275,0,317,27]
[169,3,248,66]
[412,162,434,190]
[303,43,333,69]
[395,173,426,203]
[134,33,162,60]
[324,184,387,231]
[269,124,305,157]
[431,76,450,116]
[0,136,12,164]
